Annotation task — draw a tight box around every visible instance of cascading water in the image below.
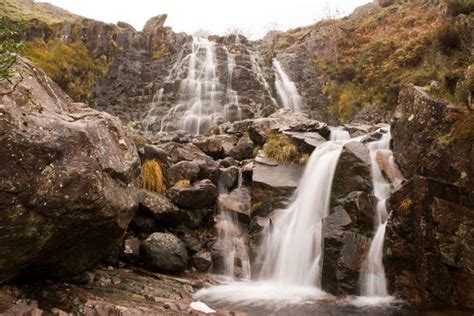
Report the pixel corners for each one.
[196,128,352,306]
[273,59,302,111]
[215,175,251,280]
[359,126,403,301]
[223,47,242,122]
[258,128,350,286]
[146,37,222,135]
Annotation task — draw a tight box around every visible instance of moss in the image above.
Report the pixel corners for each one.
[399,198,413,214]
[141,160,166,194]
[131,135,146,149]
[174,179,191,187]
[252,145,262,158]
[23,38,110,102]
[451,114,474,142]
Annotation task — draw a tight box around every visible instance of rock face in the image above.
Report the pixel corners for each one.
[388,85,474,308]
[392,85,473,189]
[0,58,140,281]
[321,141,374,295]
[140,233,188,274]
[386,176,474,308]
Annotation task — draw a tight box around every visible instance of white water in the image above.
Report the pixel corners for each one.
[147,37,222,134]
[360,127,401,298]
[273,59,302,111]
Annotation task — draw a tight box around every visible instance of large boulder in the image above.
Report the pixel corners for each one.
[139,233,188,274]
[0,58,140,281]
[169,180,218,209]
[386,176,474,308]
[321,140,375,295]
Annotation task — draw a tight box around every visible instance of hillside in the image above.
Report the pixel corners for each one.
[0,0,81,23]
[263,0,473,122]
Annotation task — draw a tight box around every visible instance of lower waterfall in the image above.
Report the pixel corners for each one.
[195,126,402,309]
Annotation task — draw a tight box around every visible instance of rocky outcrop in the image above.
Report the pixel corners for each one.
[386,176,474,308]
[387,85,474,307]
[0,58,140,281]
[392,85,473,189]
[140,233,189,274]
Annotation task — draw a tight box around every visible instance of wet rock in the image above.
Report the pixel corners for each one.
[122,236,141,263]
[283,130,327,152]
[140,233,188,274]
[192,251,212,272]
[331,141,372,204]
[251,161,302,217]
[168,160,200,183]
[169,180,218,209]
[0,58,139,282]
[322,140,375,295]
[138,190,183,227]
[321,206,370,295]
[218,188,252,223]
[219,166,240,190]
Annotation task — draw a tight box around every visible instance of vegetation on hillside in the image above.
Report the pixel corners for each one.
[0,0,80,24]
[0,17,24,82]
[268,0,473,122]
[23,37,110,101]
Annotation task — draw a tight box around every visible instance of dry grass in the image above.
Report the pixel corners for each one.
[141,160,166,193]
[263,132,298,163]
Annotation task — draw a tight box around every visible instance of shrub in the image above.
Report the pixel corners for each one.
[0,17,24,82]
[436,23,461,54]
[141,160,166,193]
[446,0,474,16]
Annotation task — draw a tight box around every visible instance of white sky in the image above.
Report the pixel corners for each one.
[39,0,370,39]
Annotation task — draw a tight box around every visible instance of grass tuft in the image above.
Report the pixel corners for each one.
[141,160,166,193]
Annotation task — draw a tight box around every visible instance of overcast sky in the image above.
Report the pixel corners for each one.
[40,0,370,39]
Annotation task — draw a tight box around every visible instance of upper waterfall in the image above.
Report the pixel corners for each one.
[273,59,302,111]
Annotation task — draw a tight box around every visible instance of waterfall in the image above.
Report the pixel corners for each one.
[249,52,277,106]
[223,47,242,122]
[215,175,251,280]
[360,127,401,299]
[258,128,350,285]
[273,59,302,111]
[145,37,223,135]
[196,128,353,305]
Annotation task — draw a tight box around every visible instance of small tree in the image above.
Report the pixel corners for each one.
[0,17,25,83]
